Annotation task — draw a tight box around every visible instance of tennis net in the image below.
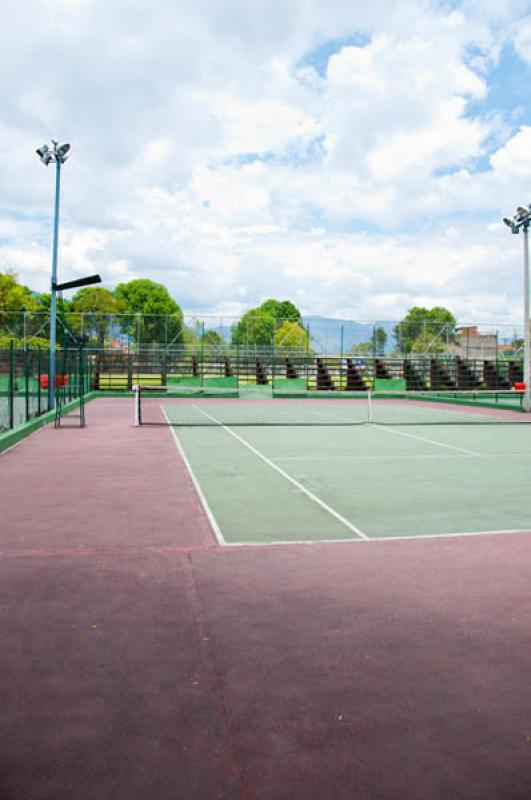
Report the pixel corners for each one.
[133,386,530,427]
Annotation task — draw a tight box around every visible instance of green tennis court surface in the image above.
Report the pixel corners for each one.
[155,397,531,544]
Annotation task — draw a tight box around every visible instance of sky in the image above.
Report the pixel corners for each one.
[2,0,531,325]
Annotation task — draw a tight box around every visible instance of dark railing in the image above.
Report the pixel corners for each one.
[89,349,524,393]
[0,344,92,433]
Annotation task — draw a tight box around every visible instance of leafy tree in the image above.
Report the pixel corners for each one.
[274,321,310,351]
[231,299,302,347]
[374,326,387,354]
[181,327,200,349]
[69,287,121,348]
[114,279,183,345]
[202,330,225,354]
[231,309,276,347]
[259,299,301,322]
[410,331,448,355]
[348,327,387,356]
[394,307,457,354]
[0,272,38,337]
[349,342,373,355]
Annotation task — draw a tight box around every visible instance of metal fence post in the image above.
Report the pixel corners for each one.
[8,340,14,429]
[200,321,205,388]
[24,343,29,422]
[340,325,344,390]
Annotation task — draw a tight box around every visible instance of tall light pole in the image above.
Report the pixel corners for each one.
[503,206,531,412]
[36,140,71,409]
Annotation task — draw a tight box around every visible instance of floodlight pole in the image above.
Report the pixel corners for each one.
[523,223,530,412]
[503,207,531,412]
[49,156,62,410]
[37,140,71,410]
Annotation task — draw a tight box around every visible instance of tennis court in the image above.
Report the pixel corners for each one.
[3,395,531,800]
[137,393,531,544]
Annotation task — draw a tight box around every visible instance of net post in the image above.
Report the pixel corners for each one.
[37,344,42,415]
[133,384,141,426]
[79,340,86,427]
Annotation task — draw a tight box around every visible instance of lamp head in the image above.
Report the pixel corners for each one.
[56,142,70,160]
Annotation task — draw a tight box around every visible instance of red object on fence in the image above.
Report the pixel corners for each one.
[39,375,68,389]
[514,382,526,392]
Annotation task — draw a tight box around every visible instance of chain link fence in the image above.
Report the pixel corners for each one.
[0,312,526,359]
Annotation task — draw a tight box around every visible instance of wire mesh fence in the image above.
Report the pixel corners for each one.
[0,343,91,433]
[0,315,527,423]
[0,338,526,429]
[0,312,526,359]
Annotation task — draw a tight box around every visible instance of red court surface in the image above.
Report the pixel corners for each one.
[2,397,531,799]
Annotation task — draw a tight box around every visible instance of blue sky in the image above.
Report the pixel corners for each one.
[2,0,531,324]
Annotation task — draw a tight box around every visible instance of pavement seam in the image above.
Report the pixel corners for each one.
[181,551,256,800]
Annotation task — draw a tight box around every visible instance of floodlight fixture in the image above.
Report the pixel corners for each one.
[56,143,70,158]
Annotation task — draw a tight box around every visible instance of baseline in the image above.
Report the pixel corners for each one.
[221,527,531,546]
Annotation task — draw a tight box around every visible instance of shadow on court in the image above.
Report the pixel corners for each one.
[1,398,531,799]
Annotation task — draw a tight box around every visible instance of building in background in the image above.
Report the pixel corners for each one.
[447,327,497,359]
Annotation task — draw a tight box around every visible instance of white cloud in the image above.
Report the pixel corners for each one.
[490,126,531,177]
[513,20,531,64]
[0,0,530,325]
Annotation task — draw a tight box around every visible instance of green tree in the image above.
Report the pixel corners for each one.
[231,309,276,347]
[114,279,183,346]
[69,287,120,348]
[259,299,301,322]
[374,326,387,354]
[349,342,373,355]
[274,320,310,351]
[202,330,225,354]
[410,331,448,355]
[348,327,387,356]
[231,299,302,347]
[394,307,457,354]
[0,271,38,337]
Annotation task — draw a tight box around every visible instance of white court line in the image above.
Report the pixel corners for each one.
[162,407,226,546]
[273,453,472,461]
[222,527,531,546]
[274,451,531,461]
[192,404,369,540]
[309,404,481,456]
[369,423,481,456]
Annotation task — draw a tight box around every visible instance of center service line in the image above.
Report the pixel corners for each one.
[192,405,369,540]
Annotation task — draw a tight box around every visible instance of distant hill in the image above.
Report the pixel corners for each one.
[198,314,396,354]
[302,316,396,354]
